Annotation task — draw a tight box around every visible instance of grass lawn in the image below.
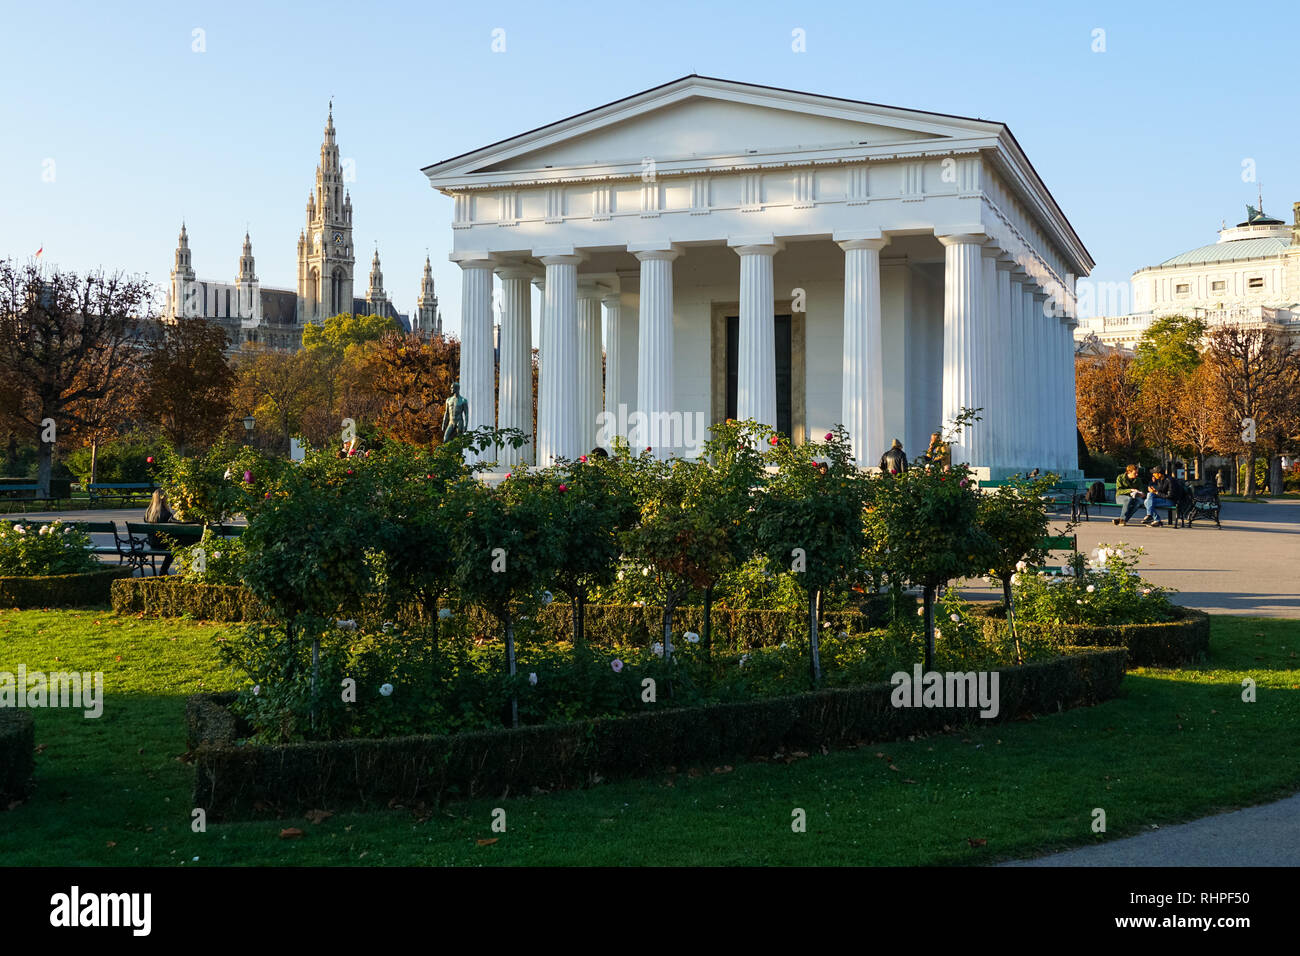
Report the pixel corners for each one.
[1,608,1297,866]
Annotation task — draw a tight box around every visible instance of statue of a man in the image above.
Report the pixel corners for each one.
[441,381,469,442]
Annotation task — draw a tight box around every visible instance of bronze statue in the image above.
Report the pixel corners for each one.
[441,381,469,442]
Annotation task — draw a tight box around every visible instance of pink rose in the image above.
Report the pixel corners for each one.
[558,484,567,493]
[243,470,253,483]
[610,659,624,673]
[824,432,833,441]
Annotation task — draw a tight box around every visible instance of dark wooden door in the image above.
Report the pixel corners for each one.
[726,313,792,438]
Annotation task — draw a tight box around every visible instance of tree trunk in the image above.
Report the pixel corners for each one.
[573,589,586,648]
[505,610,518,728]
[36,436,53,499]
[702,584,713,668]
[89,439,99,487]
[923,584,936,673]
[808,588,822,688]
[663,599,675,698]
[1004,575,1023,666]
[1246,444,1257,498]
[310,634,321,730]
[1270,454,1284,497]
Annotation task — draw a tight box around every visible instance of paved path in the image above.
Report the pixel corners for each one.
[962,498,1300,619]
[1004,793,1300,866]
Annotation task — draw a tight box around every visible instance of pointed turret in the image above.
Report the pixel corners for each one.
[169,222,196,318]
[366,247,388,317]
[237,232,257,284]
[416,255,440,334]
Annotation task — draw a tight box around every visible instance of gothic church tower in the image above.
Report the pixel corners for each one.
[297,103,354,324]
[416,256,441,333]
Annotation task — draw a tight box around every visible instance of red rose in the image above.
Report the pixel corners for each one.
[580,455,588,463]
[645,447,652,452]
[347,468,354,475]
[824,432,833,441]
[769,435,779,445]
[146,456,154,464]
[558,484,568,492]
[264,492,271,499]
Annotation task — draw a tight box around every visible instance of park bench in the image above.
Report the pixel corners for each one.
[123,521,204,576]
[0,477,74,506]
[1183,485,1223,529]
[1039,533,1078,575]
[88,482,157,507]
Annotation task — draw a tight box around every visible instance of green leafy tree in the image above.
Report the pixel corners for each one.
[975,475,1057,663]
[754,424,869,686]
[446,469,563,727]
[863,411,992,670]
[301,312,401,362]
[1131,315,1206,382]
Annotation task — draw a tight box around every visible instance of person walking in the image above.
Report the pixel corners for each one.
[879,438,908,475]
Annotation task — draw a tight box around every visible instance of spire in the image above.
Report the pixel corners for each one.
[237,232,257,284]
[367,246,385,311]
[417,255,439,333]
[172,222,194,276]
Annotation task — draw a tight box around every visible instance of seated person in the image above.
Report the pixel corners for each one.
[143,489,176,575]
[1113,463,1146,525]
[1142,466,1182,527]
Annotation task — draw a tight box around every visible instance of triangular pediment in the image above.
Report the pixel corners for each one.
[424,76,1004,180]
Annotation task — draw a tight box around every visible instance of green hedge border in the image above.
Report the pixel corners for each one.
[1,567,135,609]
[190,645,1126,820]
[972,604,1210,668]
[112,578,876,649]
[0,710,35,805]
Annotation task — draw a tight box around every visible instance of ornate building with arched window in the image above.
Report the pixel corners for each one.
[165,107,442,350]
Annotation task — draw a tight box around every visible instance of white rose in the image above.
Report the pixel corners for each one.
[652,642,664,657]
[541,590,554,605]
[1086,584,1096,593]
[949,613,960,623]
[379,683,394,697]
[438,608,453,620]
[685,631,700,644]
[528,673,538,686]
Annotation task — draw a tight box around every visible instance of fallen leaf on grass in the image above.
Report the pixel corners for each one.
[902,778,918,784]
[279,828,306,839]
[476,838,499,847]
[305,809,333,825]
[105,841,117,848]
[967,838,988,847]
[34,744,46,754]
[712,765,733,775]
[888,764,900,772]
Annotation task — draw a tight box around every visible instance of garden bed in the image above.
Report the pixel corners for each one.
[0,567,135,609]
[0,711,35,805]
[189,645,1126,820]
[972,604,1210,667]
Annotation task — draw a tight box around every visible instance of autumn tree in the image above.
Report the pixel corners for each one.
[0,260,153,495]
[1075,351,1143,462]
[1202,325,1296,497]
[230,344,326,454]
[1171,363,1223,482]
[354,331,460,447]
[139,318,235,454]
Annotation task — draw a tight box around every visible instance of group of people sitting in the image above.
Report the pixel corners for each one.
[1114,463,1187,528]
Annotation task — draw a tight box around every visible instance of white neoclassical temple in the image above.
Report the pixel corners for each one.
[422,76,1092,476]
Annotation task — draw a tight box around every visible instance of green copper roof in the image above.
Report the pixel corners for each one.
[1157,236,1291,267]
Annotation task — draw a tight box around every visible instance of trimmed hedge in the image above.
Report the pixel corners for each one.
[0,567,135,609]
[112,578,873,649]
[112,578,267,621]
[190,646,1126,820]
[972,603,1210,668]
[0,710,35,805]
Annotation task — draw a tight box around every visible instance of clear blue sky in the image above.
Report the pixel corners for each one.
[2,0,1296,328]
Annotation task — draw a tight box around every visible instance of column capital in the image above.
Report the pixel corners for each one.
[538,253,585,267]
[577,282,607,301]
[730,242,783,257]
[1010,266,1030,283]
[995,253,1016,271]
[936,231,988,247]
[601,293,623,309]
[453,255,495,270]
[980,242,1003,259]
[631,246,681,262]
[494,262,534,281]
[838,237,889,252]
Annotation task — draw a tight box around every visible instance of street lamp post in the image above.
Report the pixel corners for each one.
[242,415,255,446]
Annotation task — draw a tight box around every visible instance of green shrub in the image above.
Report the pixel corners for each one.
[1,567,134,608]
[0,711,35,805]
[172,528,248,586]
[111,578,268,621]
[190,645,1128,820]
[1012,544,1176,626]
[64,434,166,486]
[0,520,101,576]
[971,604,1209,668]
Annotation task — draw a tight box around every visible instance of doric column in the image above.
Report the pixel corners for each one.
[602,293,623,450]
[537,254,583,465]
[576,285,604,454]
[992,255,1015,472]
[495,265,533,467]
[732,242,781,431]
[937,233,986,466]
[457,258,495,457]
[1030,289,1052,472]
[1062,316,1079,473]
[978,243,1000,467]
[839,237,888,467]
[633,247,679,458]
[1008,269,1030,470]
